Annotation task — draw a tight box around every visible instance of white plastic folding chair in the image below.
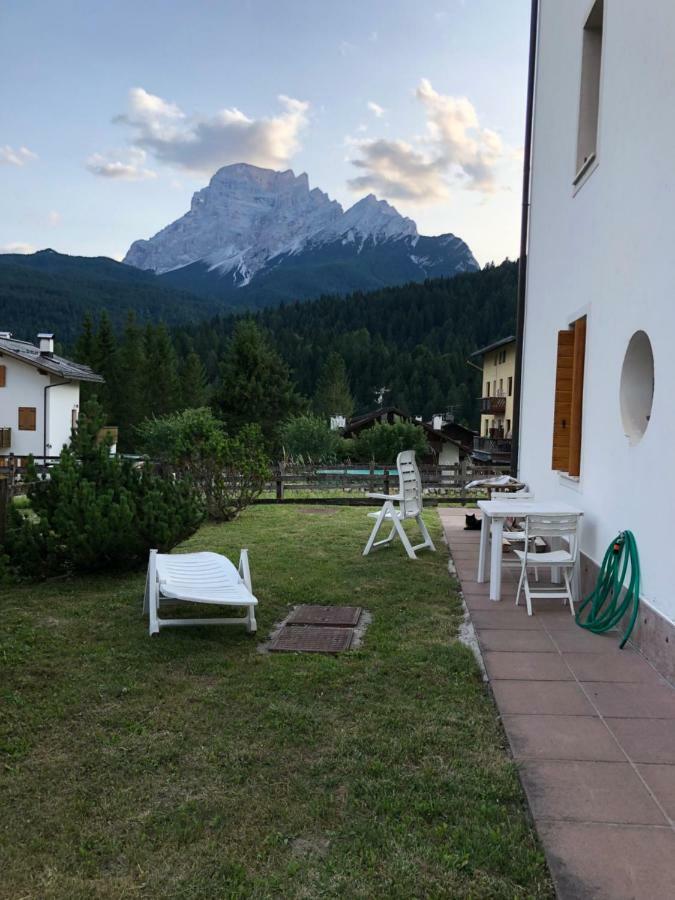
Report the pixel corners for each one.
[513,514,581,616]
[490,489,538,572]
[143,549,258,636]
[362,450,436,560]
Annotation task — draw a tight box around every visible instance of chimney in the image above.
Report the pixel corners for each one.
[38,333,54,357]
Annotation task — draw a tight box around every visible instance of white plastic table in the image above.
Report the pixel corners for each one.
[477,499,584,601]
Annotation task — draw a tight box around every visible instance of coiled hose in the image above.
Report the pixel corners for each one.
[575,530,640,649]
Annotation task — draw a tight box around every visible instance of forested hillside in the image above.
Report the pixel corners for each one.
[0,250,224,340]
[179,260,518,423]
[59,259,516,449]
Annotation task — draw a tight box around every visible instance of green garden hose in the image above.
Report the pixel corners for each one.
[575,531,640,649]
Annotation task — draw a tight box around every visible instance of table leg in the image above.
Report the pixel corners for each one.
[490,517,503,602]
[477,513,490,583]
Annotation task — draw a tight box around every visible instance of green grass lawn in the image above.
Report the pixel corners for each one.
[1,506,552,899]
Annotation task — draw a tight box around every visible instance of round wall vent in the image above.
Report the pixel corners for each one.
[620,330,654,445]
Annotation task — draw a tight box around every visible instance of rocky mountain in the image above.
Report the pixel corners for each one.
[124,164,478,307]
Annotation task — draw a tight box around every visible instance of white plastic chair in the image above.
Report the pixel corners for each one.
[143,549,258,636]
[362,450,436,560]
[513,514,581,615]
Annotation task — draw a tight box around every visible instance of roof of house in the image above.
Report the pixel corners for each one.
[470,335,516,359]
[0,336,104,383]
[344,406,409,433]
[344,406,464,454]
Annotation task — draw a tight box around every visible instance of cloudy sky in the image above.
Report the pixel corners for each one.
[0,0,529,266]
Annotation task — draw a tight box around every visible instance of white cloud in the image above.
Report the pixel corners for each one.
[0,145,38,167]
[339,40,356,56]
[1,242,35,254]
[47,210,62,226]
[85,148,157,181]
[105,87,309,176]
[367,101,385,118]
[348,79,505,203]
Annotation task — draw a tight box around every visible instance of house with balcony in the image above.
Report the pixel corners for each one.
[0,332,103,459]
[470,336,515,463]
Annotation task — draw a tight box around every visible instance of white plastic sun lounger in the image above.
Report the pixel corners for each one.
[143,549,258,636]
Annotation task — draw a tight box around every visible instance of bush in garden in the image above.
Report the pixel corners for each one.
[136,407,270,521]
[3,402,204,577]
[279,414,344,463]
[352,422,429,464]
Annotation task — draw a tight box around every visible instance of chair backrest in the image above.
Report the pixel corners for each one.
[396,450,422,518]
[524,514,580,560]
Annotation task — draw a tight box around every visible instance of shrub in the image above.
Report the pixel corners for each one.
[280,415,344,463]
[136,407,270,521]
[352,422,429,464]
[3,403,204,577]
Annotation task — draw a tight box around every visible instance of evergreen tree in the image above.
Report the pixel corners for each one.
[180,351,208,409]
[313,352,354,419]
[212,319,304,445]
[74,312,95,366]
[113,312,146,450]
[92,310,117,420]
[144,322,181,418]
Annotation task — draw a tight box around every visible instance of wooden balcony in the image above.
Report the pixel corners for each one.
[472,435,512,464]
[480,396,506,415]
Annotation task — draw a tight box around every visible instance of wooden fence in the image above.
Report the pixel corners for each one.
[0,455,513,537]
[262,461,512,505]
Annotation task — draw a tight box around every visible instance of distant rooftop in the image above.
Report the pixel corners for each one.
[0,334,103,383]
[470,335,516,359]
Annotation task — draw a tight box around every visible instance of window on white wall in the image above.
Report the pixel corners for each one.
[575,0,603,184]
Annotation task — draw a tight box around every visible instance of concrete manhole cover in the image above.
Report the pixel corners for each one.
[287,605,362,627]
[269,625,354,654]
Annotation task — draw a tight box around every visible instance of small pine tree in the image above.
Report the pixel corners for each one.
[313,352,354,419]
[212,320,304,446]
[180,351,208,409]
[144,322,181,417]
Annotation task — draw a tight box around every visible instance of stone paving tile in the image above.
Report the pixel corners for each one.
[462,594,503,611]
[563,652,663,684]
[581,682,675,718]
[548,629,622,653]
[491,680,596,716]
[518,760,667,825]
[537,820,675,900]
[502,715,624,761]
[440,510,675,898]
[635,764,675,820]
[478,628,555,652]
[470,609,544,630]
[484,651,572,681]
[606,718,675,764]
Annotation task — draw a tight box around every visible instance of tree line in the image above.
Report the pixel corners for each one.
[71,260,517,450]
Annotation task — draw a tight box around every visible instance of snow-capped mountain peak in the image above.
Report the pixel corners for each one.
[123,163,478,299]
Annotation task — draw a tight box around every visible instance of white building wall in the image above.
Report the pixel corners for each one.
[438,442,460,467]
[0,357,81,457]
[0,358,48,456]
[46,381,80,456]
[519,0,675,625]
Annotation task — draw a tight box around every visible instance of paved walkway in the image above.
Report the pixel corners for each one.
[439,507,675,900]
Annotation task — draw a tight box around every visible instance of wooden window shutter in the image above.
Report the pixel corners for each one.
[18,407,37,431]
[568,316,587,476]
[551,330,575,470]
[0,365,5,387]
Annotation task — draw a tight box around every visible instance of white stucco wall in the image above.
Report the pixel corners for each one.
[438,442,460,467]
[519,0,675,624]
[46,381,80,456]
[0,357,80,457]
[0,357,48,456]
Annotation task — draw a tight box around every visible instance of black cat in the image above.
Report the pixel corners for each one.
[464,513,482,531]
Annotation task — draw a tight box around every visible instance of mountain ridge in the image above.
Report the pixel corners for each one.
[123,163,478,304]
